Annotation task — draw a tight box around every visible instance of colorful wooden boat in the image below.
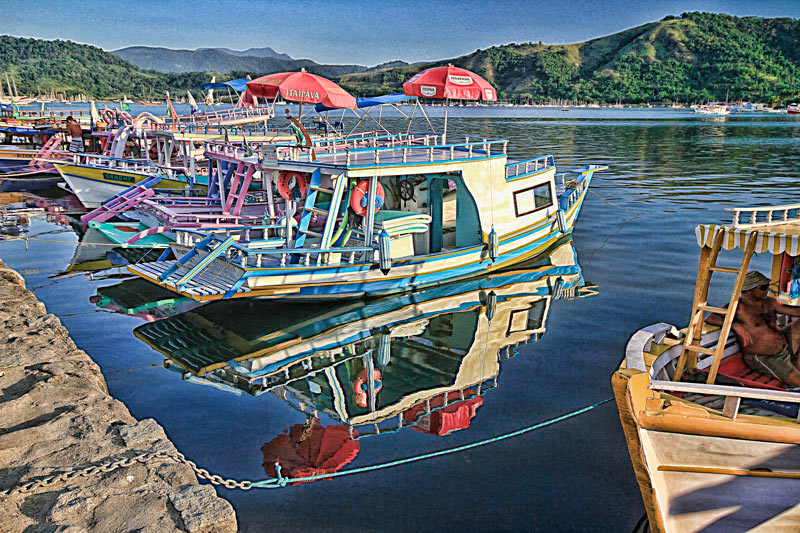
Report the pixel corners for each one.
[134,238,593,433]
[127,128,606,301]
[615,202,800,531]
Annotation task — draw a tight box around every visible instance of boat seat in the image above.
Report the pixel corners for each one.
[244,238,285,250]
[373,210,432,237]
[700,352,788,391]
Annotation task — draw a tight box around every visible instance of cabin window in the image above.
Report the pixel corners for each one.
[533,183,553,209]
[513,182,554,217]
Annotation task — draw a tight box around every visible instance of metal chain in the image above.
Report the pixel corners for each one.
[0,450,254,498]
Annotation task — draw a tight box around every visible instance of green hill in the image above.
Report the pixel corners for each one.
[338,12,800,104]
[2,12,799,104]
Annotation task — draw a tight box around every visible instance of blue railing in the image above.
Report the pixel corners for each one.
[505,155,555,179]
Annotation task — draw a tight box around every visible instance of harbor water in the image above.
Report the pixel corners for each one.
[1,107,798,531]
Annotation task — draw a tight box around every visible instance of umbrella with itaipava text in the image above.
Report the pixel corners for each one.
[246,68,357,110]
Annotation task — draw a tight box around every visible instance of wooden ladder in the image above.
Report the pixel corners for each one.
[673,227,758,384]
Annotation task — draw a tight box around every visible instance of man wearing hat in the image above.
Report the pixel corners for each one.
[707,270,800,386]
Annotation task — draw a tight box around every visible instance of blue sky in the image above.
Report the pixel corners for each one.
[2,0,799,66]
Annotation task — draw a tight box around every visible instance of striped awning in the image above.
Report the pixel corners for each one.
[696,224,800,256]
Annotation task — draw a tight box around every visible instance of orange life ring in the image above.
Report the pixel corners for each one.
[350,180,385,216]
[277,171,310,202]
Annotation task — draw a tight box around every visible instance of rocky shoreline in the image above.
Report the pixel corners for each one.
[0,259,237,532]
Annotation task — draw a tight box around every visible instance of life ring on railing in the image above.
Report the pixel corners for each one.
[277,171,309,202]
[350,180,385,217]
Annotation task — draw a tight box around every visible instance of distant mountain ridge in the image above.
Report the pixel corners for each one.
[202,47,293,61]
[111,45,401,76]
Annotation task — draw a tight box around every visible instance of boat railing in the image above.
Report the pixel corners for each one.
[727,203,800,228]
[67,152,189,176]
[649,380,800,423]
[505,155,555,179]
[175,228,376,268]
[340,137,509,168]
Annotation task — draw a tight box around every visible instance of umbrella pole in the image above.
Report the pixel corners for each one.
[443,98,449,144]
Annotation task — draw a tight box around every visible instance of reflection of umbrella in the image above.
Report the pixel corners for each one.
[261,418,360,484]
[402,64,497,141]
[247,68,357,113]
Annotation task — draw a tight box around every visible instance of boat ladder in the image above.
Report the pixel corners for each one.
[221,160,256,217]
[157,234,237,291]
[673,227,758,383]
[80,175,163,224]
[28,133,64,171]
[290,169,347,264]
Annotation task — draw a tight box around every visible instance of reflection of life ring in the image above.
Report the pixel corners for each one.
[354,369,382,408]
[350,180,385,216]
[277,171,310,202]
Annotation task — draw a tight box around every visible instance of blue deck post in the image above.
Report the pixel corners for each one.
[428,177,443,253]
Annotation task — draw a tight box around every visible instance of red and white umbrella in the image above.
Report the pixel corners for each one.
[403,64,497,141]
[247,68,357,112]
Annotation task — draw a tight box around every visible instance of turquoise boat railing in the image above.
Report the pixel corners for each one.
[174,227,376,269]
[340,137,509,169]
[505,155,555,180]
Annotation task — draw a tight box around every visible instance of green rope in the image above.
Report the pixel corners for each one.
[252,396,613,488]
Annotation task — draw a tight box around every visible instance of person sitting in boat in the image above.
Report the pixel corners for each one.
[706,271,800,386]
[65,116,84,153]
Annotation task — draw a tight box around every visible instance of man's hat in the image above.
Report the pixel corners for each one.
[742,270,770,292]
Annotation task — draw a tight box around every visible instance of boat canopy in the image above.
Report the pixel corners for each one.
[199,78,250,93]
[314,93,417,112]
[696,224,800,256]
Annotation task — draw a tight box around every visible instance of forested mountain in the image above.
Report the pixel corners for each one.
[339,12,800,104]
[2,13,799,104]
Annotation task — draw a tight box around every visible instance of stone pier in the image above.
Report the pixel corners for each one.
[0,259,237,532]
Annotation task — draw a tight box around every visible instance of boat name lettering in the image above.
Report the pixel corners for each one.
[102,172,135,183]
[447,75,473,86]
[284,89,320,100]
[420,85,437,97]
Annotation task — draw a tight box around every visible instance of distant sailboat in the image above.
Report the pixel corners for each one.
[205,76,215,105]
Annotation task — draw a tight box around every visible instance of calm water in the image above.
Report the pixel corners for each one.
[2,108,799,531]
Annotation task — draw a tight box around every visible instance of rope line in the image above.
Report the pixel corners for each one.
[588,188,641,216]
[0,397,612,497]
[252,396,613,488]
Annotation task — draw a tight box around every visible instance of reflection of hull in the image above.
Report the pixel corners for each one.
[67,227,118,272]
[91,278,202,321]
[135,237,593,434]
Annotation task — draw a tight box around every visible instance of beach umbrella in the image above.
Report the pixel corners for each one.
[247,68,357,114]
[403,64,497,142]
[261,418,360,484]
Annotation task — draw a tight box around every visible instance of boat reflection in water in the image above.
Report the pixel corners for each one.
[90,277,203,321]
[134,236,595,480]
